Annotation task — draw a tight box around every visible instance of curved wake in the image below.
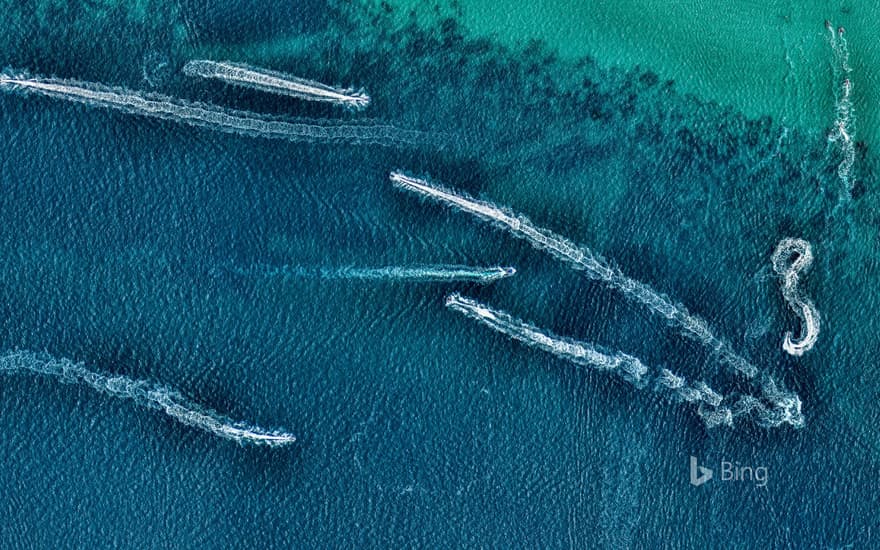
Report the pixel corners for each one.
[0,350,297,447]
[772,238,820,356]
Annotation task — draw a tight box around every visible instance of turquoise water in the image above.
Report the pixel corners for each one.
[0,1,878,547]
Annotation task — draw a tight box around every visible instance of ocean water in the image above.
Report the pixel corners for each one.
[0,0,878,547]
[374,0,880,150]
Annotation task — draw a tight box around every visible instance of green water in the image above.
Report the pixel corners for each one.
[367,0,880,147]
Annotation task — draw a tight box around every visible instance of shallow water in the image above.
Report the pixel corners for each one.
[374,0,880,149]
[0,0,878,547]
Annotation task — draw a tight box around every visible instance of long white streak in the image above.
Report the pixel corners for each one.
[0,71,432,148]
[0,350,297,447]
[445,294,805,429]
[391,171,758,378]
[826,21,856,198]
[446,293,650,387]
[339,265,515,283]
[184,60,370,110]
[772,238,820,356]
[219,263,516,284]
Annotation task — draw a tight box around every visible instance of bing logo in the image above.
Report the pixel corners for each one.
[689,455,768,488]
[689,456,713,486]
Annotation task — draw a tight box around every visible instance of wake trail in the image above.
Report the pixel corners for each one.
[772,238,820,356]
[0,350,297,447]
[184,60,370,110]
[446,294,805,429]
[215,263,516,284]
[390,171,759,378]
[0,70,439,148]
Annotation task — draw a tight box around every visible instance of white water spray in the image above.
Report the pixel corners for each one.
[446,294,804,429]
[183,60,370,110]
[772,238,820,356]
[0,350,297,447]
[390,171,758,378]
[219,263,516,284]
[0,70,432,148]
[826,21,856,198]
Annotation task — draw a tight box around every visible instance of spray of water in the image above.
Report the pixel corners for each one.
[0,350,297,447]
[772,238,820,356]
[446,294,804,429]
[825,21,856,198]
[390,171,758,378]
[216,263,516,285]
[183,60,370,110]
[0,70,434,148]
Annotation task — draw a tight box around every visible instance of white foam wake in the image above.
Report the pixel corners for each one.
[219,263,516,284]
[446,293,650,387]
[0,350,297,447]
[390,171,758,378]
[826,21,856,198]
[446,294,805,429]
[183,60,370,110]
[772,238,820,356]
[0,70,433,148]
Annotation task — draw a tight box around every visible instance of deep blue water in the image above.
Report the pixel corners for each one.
[0,1,878,548]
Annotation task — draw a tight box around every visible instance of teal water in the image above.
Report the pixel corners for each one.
[0,1,878,547]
